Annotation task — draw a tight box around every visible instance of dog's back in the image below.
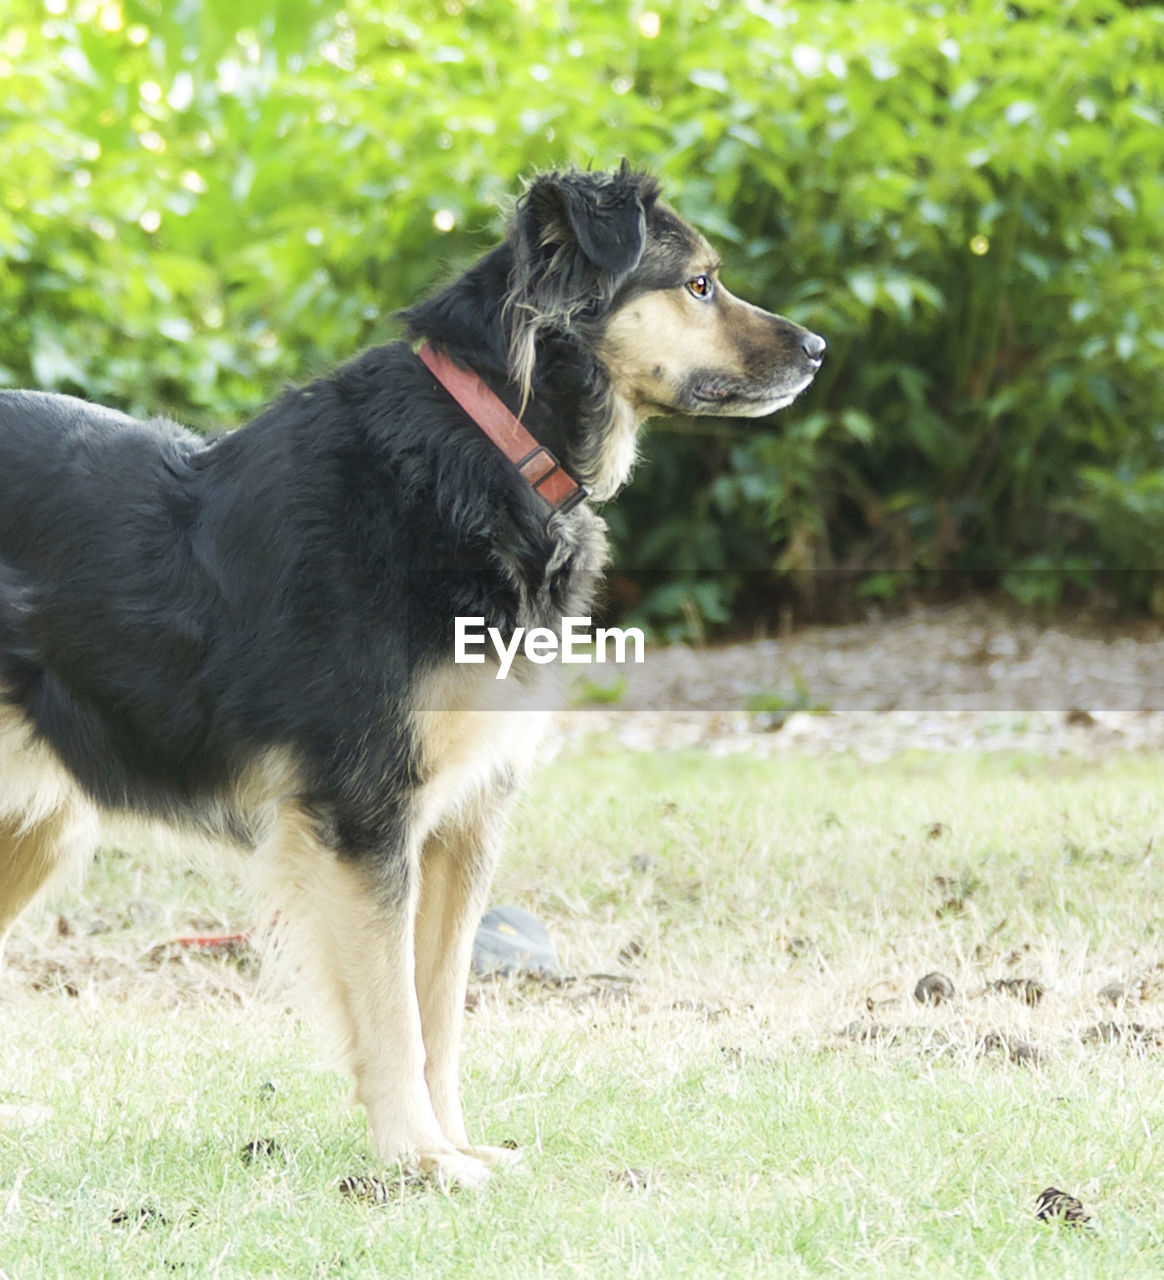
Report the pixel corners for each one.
[0,392,241,813]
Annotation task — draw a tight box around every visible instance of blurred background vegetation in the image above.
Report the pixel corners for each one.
[1,0,1162,636]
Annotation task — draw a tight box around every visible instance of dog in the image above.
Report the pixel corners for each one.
[0,164,824,1186]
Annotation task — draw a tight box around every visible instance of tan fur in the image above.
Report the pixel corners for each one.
[507,317,540,414]
[241,668,553,1180]
[256,803,455,1167]
[256,794,511,1186]
[0,703,82,826]
[0,706,98,957]
[0,806,97,958]
[0,689,502,1179]
[599,282,785,419]
[410,661,555,837]
[413,793,509,1149]
[583,395,641,502]
[407,664,556,1164]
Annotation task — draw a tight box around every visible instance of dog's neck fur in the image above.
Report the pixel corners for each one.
[400,244,640,503]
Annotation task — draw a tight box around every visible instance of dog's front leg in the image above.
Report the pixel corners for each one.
[413,791,518,1167]
[264,804,494,1189]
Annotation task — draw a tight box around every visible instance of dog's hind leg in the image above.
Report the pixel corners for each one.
[413,788,515,1164]
[261,802,494,1189]
[0,804,97,960]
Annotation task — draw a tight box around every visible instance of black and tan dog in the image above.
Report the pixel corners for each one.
[0,165,823,1186]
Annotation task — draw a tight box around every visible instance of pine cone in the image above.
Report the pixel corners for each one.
[1034,1186,1090,1226]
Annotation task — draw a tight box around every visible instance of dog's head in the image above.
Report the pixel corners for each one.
[506,163,825,424]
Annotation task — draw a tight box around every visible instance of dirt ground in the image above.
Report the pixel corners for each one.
[559,596,1164,759]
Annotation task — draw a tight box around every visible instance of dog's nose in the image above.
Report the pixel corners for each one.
[802,331,826,364]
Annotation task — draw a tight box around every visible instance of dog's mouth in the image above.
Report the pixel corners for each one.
[684,369,819,417]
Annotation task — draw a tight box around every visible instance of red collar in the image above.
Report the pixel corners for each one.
[417,343,587,515]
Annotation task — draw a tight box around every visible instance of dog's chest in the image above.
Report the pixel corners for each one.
[409,664,557,838]
[503,504,609,628]
[407,508,606,837]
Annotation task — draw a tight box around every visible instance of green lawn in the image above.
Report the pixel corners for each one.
[3,747,1164,1277]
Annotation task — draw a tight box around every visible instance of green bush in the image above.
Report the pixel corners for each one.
[2,0,1161,629]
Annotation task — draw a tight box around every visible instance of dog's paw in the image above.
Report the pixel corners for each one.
[459,1142,523,1170]
[410,1149,493,1191]
[340,1150,494,1201]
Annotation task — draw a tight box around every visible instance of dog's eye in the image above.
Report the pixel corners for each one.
[685,275,714,300]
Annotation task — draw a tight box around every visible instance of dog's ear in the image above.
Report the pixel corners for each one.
[522,166,651,277]
[507,165,659,404]
[558,176,647,275]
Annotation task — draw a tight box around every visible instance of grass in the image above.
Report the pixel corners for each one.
[3,745,1164,1277]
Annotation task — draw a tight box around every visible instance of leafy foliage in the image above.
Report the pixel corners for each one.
[2,0,1162,628]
